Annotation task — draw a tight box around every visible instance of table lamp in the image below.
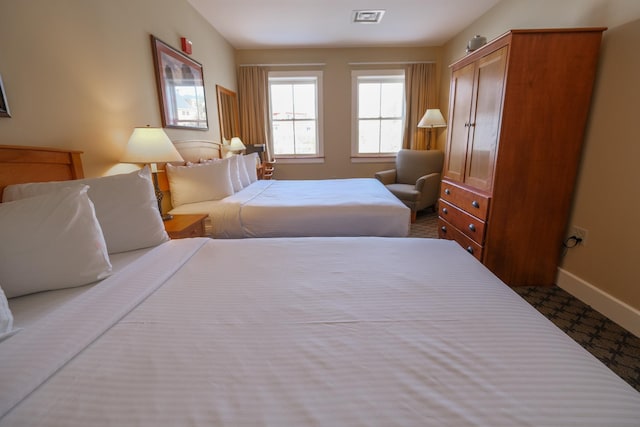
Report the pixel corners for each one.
[223,136,247,158]
[121,126,184,220]
[417,109,447,150]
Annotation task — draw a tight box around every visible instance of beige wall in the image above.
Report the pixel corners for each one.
[0,0,236,177]
[439,0,640,313]
[235,47,441,179]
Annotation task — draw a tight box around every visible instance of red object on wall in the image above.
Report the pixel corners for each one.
[181,37,192,54]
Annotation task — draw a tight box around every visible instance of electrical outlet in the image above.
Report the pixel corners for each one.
[569,226,588,246]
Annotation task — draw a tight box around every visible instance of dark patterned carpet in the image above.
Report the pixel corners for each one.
[411,209,640,392]
[408,208,440,238]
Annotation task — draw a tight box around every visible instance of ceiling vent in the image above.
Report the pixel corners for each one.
[352,10,385,24]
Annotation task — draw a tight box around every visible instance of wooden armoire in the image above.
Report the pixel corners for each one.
[438,28,606,286]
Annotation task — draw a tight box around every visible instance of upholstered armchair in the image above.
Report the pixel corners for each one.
[375,149,444,222]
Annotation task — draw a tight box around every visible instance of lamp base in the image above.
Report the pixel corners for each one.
[151,168,172,222]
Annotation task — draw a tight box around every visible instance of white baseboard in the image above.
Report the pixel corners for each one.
[556,268,640,338]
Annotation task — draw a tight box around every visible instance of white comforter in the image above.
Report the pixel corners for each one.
[169,178,410,238]
[1,238,639,426]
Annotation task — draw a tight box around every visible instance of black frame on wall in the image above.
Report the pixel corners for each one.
[0,74,10,118]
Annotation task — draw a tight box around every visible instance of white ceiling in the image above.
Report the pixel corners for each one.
[187,0,501,49]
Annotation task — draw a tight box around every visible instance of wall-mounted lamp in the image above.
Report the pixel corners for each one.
[120,126,184,220]
[417,109,447,150]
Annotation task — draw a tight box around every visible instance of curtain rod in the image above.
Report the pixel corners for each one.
[348,61,435,65]
[238,60,434,67]
[239,63,326,67]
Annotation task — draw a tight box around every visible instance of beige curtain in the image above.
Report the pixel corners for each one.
[237,66,273,160]
[403,63,437,150]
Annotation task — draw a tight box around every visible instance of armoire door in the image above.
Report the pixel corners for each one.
[443,62,475,183]
[464,47,508,192]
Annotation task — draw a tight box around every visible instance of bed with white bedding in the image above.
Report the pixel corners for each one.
[2,237,640,426]
[162,140,411,238]
[1,145,639,426]
[170,178,411,238]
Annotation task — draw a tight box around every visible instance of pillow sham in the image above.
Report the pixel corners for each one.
[2,167,169,254]
[200,157,241,193]
[0,185,112,298]
[242,153,259,183]
[236,154,252,187]
[166,160,234,208]
[0,285,18,343]
[225,156,243,192]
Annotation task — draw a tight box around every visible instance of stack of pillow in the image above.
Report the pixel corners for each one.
[0,167,170,342]
[165,152,260,209]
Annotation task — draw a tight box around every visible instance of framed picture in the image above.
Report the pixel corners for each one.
[150,36,208,130]
[0,74,10,118]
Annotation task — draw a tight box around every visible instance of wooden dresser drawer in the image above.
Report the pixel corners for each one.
[440,180,490,220]
[439,199,486,244]
[438,217,483,261]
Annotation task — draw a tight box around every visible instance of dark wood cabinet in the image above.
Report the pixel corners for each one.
[438,28,606,286]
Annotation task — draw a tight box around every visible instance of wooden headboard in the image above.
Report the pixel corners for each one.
[0,145,84,200]
[0,142,218,199]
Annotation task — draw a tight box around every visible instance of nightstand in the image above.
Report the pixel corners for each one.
[163,214,208,239]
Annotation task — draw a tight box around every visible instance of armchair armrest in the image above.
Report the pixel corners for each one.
[375,169,397,186]
[415,172,441,192]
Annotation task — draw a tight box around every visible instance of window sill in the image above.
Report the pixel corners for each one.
[350,156,396,164]
[274,157,325,164]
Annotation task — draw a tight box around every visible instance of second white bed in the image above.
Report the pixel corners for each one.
[169,178,411,238]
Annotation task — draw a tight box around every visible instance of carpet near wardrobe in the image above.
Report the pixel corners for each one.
[410,209,640,392]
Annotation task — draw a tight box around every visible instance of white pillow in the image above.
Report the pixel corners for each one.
[166,160,233,208]
[223,155,243,192]
[236,154,252,187]
[0,185,112,298]
[201,157,241,192]
[3,167,169,254]
[242,153,259,183]
[0,285,18,342]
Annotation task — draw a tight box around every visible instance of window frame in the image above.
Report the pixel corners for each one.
[350,69,406,161]
[268,70,324,162]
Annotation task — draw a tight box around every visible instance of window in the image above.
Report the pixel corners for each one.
[351,70,405,158]
[268,71,323,160]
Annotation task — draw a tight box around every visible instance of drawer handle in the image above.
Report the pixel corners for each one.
[442,207,448,215]
[468,224,476,232]
[445,188,451,195]
[441,226,447,233]
[466,246,474,254]
[471,200,480,209]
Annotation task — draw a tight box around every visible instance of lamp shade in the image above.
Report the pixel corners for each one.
[228,137,246,152]
[417,109,447,129]
[121,127,184,163]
